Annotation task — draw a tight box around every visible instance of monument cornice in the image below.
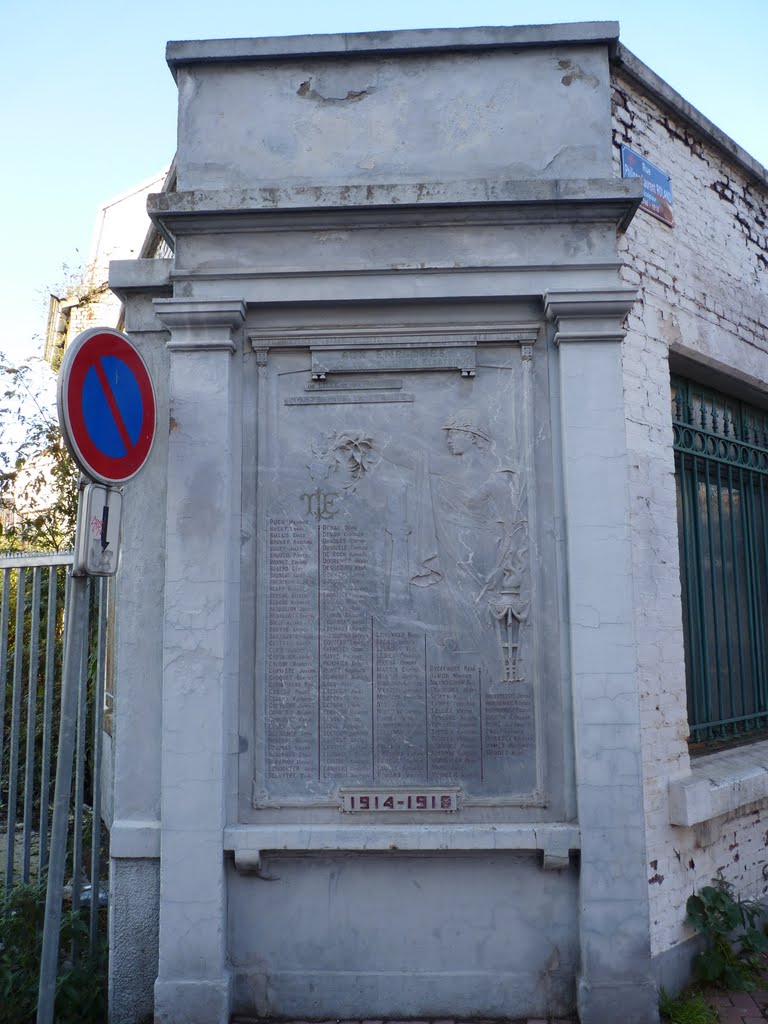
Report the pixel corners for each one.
[544,288,638,344]
[224,823,581,873]
[247,323,540,350]
[154,298,246,353]
[167,23,620,74]
[147,177,643,246]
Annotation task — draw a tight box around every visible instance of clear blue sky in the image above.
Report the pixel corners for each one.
[2,0,765,362]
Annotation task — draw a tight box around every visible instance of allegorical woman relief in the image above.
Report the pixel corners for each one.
[305,412,531,682]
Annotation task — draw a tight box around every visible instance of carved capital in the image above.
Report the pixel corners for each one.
[544,289,637,345]
[154,298,247,353]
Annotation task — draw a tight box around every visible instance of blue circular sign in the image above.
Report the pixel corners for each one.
[57,328,156,485]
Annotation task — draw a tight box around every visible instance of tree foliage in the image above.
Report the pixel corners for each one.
[0,354,78,552]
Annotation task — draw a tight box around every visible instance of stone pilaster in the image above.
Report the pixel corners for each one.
[151,298,246,1024]
[545,290,659,1024]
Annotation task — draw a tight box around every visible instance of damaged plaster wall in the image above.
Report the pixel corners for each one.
[173,44,612,192]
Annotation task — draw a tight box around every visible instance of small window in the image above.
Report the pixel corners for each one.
[672,375,768,744]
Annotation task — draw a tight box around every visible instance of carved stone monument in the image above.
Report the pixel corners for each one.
[251,333,541,810]
[107,22,659,1024]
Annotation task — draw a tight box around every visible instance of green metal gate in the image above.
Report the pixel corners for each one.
[672,375,768,743]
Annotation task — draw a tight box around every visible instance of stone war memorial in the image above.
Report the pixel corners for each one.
[105,20,768,1024]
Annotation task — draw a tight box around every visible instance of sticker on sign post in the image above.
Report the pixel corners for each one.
[57,327,156,485]
[74,484,123,576]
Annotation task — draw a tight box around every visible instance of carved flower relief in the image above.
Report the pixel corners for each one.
[308,431,377,490]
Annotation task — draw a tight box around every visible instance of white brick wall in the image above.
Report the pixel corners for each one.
[613,68,768,956]
[67,286,122,341]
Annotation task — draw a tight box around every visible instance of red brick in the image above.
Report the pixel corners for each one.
[717,1008,748,1024]
[729,993,760,1011]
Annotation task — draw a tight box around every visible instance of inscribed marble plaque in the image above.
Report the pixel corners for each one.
[256,350,536,804]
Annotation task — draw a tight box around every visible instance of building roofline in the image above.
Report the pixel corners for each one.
[613,43,768,188]
[165,22,620,77]
[163,23,766,193]
[96,168,171,214]
[139,158,178,259]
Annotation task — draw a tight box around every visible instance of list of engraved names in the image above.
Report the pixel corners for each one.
[265,516,535,794]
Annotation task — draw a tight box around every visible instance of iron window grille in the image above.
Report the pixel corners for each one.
[672,375,768,744]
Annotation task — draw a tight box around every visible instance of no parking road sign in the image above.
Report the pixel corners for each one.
[57,327,156,485]
[41,330,155,1024]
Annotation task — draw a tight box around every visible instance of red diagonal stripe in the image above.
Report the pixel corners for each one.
[93,358,134,455]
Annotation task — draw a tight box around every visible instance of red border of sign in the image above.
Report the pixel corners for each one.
[57,327,156,485]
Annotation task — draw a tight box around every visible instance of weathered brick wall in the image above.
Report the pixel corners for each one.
[612,66,768,955]
[66,285,122,343]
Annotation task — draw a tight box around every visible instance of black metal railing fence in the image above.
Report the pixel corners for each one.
[672,375,768,744]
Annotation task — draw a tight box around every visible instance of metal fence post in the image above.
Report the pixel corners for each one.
[90,576,107,955]
[38,565,60,875]
[21,567,42,882]
[4,567,27,888]
[36,566,89,1024]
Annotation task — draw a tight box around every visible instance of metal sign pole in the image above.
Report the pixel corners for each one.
[37,481,89,1024]
[40,326,155,1022]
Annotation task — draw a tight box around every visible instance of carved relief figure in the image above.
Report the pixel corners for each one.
[380,412,530,680]
[301,414,531,681]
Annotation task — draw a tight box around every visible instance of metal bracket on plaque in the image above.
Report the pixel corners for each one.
[310,343,477,381]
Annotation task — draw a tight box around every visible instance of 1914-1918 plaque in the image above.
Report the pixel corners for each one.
[252,336,541,810]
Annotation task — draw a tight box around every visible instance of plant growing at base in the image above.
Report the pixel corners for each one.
[659,987,717,1024]
[686,873,768,990]
[0,880,107,1024]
